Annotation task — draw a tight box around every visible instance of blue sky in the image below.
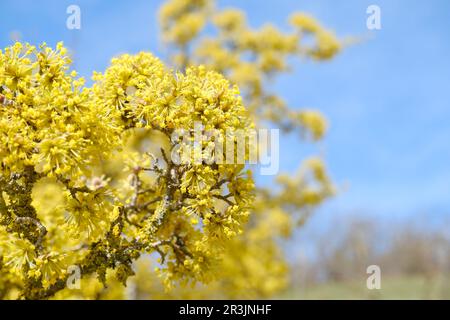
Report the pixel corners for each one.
[1,0,449,224]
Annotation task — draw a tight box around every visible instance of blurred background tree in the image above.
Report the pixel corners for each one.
[287,214,450,299]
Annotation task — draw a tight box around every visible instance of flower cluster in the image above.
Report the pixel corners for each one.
[0,43,120,178]
[0,42,254,299]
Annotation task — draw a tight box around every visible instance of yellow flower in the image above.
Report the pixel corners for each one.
[4,238,36,275]
[298,110,328,140]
